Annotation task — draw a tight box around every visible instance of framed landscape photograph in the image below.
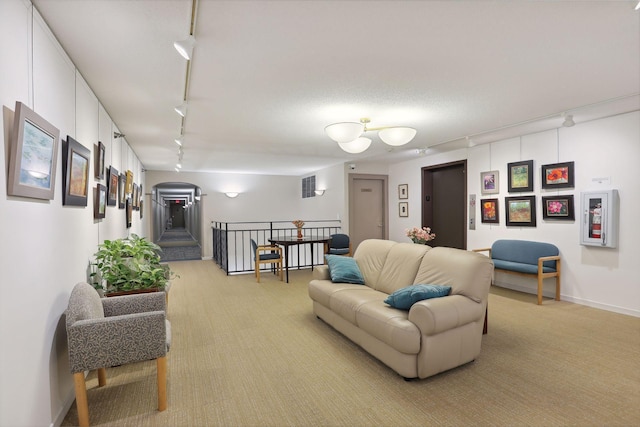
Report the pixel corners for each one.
[62,136,90,206]
[94,184,107,219]
[480,170,499,194]
[542,195,575,220]
[95,141,105,179]
[541,161,574,189]
[507,160,534,192]
[118,173,126,209]
[480,198,499,224]
[107,166,118,206]
[399,202,408,217]
[7,101,60,200]
[398,184,408,199]
[505,195,536,227]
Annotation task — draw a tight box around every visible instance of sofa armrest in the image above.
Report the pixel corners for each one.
[472,247,492,257]
[408,295,484,336]
[312,265,331,280]
[102,291,166,317]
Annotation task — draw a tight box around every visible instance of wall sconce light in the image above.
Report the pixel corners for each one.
[225,192,239,198]
[314,189,325,196]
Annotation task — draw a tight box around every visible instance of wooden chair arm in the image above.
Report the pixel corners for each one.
[472,248,492,257]
[257,245,282,255]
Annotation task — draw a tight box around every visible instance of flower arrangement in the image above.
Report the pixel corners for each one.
[406,226,436,244]
[292,220,305,228]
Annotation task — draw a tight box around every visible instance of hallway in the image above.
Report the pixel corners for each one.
[157,227,201,262]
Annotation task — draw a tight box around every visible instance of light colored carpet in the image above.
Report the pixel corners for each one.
[62,260,640,426]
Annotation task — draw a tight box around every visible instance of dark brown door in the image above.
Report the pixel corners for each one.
[422,161,467,249]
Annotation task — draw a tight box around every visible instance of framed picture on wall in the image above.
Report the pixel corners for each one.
[140,200,144,219]
[107,166,118,206]
[480,170,499,194]
[542,195,575,220]
[62,136,90,207]
[507,160,534,192]
[480,198,499,224]
[398,184,408,199]
[118,173,126,209]
[399,202,408,217]
[126,198,133,228]
[94,184,107,219]
[125,170,134,195]
[541,161,575,189]
[505,195,536,227]
[95,141,105,180]
[7,102,60,200]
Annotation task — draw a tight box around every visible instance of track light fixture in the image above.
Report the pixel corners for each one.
[174,102,188,117]
[174,35,196,60]
[113,132,125,139]
[325,118,417,153]
[561,113,575,127]
[175,137,183,146]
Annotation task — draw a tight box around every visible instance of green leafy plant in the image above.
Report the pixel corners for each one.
[91,234,177,294]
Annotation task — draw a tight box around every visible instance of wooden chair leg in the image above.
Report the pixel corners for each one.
[278,260,283,281]
[483,305,488,334]
[537,275,544,305]
[255,260,261,283]
[73,372,90,427]
[157,356,167,411]
[97,368,106,387]
[555,275,561,301]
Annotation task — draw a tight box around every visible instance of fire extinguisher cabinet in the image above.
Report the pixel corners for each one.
[580,189,619,248]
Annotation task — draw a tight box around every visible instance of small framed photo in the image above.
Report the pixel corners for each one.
[542,195,575,220]
[95,141,105,179]
[126,198,133,228]
[94,183,107,219]
[508,160,534,192]
[7,101,60,200]
[399,202,408,217]
[125,170,134,195]
[132,183,139,210]
[505,196,536,227]
[398,184,408,199]
[118,173,126,209]
[480,198,499,224]
[107,166,118,206]
[62,136,90,207]
[480,170,499,194]
[541,161,574,189]
[140,200,144,219]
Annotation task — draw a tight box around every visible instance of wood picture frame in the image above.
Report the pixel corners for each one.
[507,160,534,192]
[107,166,118,206]
[398,184,408,199]
[542,195,575,220]
[399,201,408,217]
[94,183,107,219]
[95,141,105,180]
[7,101,60,200]
[541,161,575,189]
[126,197,133,228]
[62,136,90,206]
[132,183,139,210]
[480,198,499,224]
[118,173,126,209]
[480,170,499,194]
[505,195,536,227]
[125,170,133,195]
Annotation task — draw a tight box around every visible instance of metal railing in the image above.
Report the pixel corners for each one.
[212,220,343,274]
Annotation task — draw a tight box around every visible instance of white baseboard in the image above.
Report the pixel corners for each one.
[51,386,76,427]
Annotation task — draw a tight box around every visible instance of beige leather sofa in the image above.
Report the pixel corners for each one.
[308,239,493,380]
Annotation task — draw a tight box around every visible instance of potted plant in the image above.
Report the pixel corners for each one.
[91,234,176,295]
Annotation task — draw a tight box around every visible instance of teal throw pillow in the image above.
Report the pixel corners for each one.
[325,255,365,285]
[384,284,451,310]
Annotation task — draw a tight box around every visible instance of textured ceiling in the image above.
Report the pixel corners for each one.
[33,0,640,176]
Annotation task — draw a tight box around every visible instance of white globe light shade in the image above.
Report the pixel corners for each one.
[325,122,365,143]
[338,137,371,154]
[378,127,417,146]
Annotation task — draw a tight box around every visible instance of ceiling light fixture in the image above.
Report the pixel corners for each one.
[225,192,239,198]
[561,113,575,127]
[325,118,416,153]
[174,102,188,117]
[635,1,640,11]
[174,137,183,146]
[173,35,196,60]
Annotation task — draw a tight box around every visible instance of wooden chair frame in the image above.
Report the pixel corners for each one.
[254,244,284,283]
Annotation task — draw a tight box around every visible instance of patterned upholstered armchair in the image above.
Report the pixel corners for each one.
[65,282,171,427]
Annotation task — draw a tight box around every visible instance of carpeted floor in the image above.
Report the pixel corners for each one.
[62,260,640,426]
[158,228,201,262]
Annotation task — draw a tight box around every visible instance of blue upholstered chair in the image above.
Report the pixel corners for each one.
[325,234,352,259]
[65,282,170,427]
[250,239,283,283]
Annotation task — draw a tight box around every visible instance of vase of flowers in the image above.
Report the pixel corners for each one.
[406,226,436,245]
[292,220,305,239]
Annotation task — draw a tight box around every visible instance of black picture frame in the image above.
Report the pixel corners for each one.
[126,198,133,228]
[95,141,105,179]
[118,173,126,209]
[7,102,60,200]
[480,198,499,224]
[507,160,534,192]
[542,195,575,220]
[107,166,118,206]
[94,183,107,219]
[505,195,536,227]
[62,136,90,206]
[541,161,575,189]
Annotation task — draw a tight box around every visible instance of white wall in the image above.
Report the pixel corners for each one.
[0,1,146,426]
[388,111,640,317]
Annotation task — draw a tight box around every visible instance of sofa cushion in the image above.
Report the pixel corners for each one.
[355,301,421,354]
[325,255,365,285]
[383,284,451,310]
[308,279,368,308]
[375,243,431,294]
[353,239,397,288]
[491,239,559,270]
[493,259,557,274]
[329,288,386,325]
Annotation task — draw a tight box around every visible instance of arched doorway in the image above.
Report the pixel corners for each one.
[152,182,203,261]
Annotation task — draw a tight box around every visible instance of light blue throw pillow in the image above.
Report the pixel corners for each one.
[384,284,452,310]
[325,255,365,285]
